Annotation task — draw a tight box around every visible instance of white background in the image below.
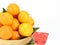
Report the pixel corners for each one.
[0,0,58,45]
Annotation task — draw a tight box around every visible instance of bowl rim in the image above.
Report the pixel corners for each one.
[0,36,32,41]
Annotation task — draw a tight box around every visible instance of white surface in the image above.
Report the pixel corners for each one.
[0,0,58,45]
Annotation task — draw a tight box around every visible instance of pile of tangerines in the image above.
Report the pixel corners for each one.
[0,3,34,40]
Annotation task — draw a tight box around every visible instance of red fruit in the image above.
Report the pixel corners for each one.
[33,32,49,45]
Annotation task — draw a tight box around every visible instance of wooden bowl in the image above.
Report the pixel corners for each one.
[0,36,32,45]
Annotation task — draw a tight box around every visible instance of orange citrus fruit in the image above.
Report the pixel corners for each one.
[18,11,29,23]
[0,23,2,27]
[11,18,19,30]
[0,12,2,27]
[7,3,20,15]
[27,16,34,25]
[11,31,20,40]
[18,11,34,25]
[0,12,13,25]
[19,23,33,36]
[0,26,13,40]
